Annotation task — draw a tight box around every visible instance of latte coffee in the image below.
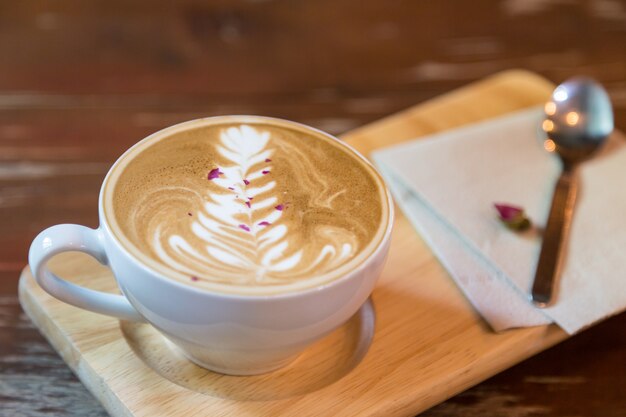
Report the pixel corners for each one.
[103,116,389,295]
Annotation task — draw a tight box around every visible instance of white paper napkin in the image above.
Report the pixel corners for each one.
[372,107,626,334]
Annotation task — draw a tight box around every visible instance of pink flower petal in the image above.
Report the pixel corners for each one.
[208,168,223,180]
[239,224,250,232]
[265,158,272,162]
[191,276,199,282]
[258,221,271,226]
[275,204,284,211]
[262,170,270,175]
[245,201,251,208]
[243,179,250,185]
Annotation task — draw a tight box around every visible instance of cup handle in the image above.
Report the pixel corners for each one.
[28,224,144,322]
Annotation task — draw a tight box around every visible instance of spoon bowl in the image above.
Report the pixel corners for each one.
[543,77,613,165]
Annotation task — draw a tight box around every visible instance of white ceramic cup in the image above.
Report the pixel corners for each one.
[28,116,394,375]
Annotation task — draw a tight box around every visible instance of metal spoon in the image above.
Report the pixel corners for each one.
[531,77,613,307]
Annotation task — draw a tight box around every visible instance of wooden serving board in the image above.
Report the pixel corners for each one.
[19,70,568,417]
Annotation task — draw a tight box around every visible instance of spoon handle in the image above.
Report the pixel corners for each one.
[531,167,577,307]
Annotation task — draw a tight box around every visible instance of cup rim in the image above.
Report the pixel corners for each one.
[99,115,395,300]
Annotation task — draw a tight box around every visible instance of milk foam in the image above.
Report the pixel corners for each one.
[106,118,387,293]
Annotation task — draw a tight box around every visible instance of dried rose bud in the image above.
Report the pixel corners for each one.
[494,203,531,231]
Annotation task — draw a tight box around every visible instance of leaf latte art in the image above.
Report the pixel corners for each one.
[107,117,387,294]
[154,125,357,283]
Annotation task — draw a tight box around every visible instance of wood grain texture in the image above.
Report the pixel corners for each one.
[2,1,626,416]
[18,71,570,417]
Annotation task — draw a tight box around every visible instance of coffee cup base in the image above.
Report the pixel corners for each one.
[163,334,304,376]
[182,351,300,376]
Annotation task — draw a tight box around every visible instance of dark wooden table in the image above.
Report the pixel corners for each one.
[1,1,625,416]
